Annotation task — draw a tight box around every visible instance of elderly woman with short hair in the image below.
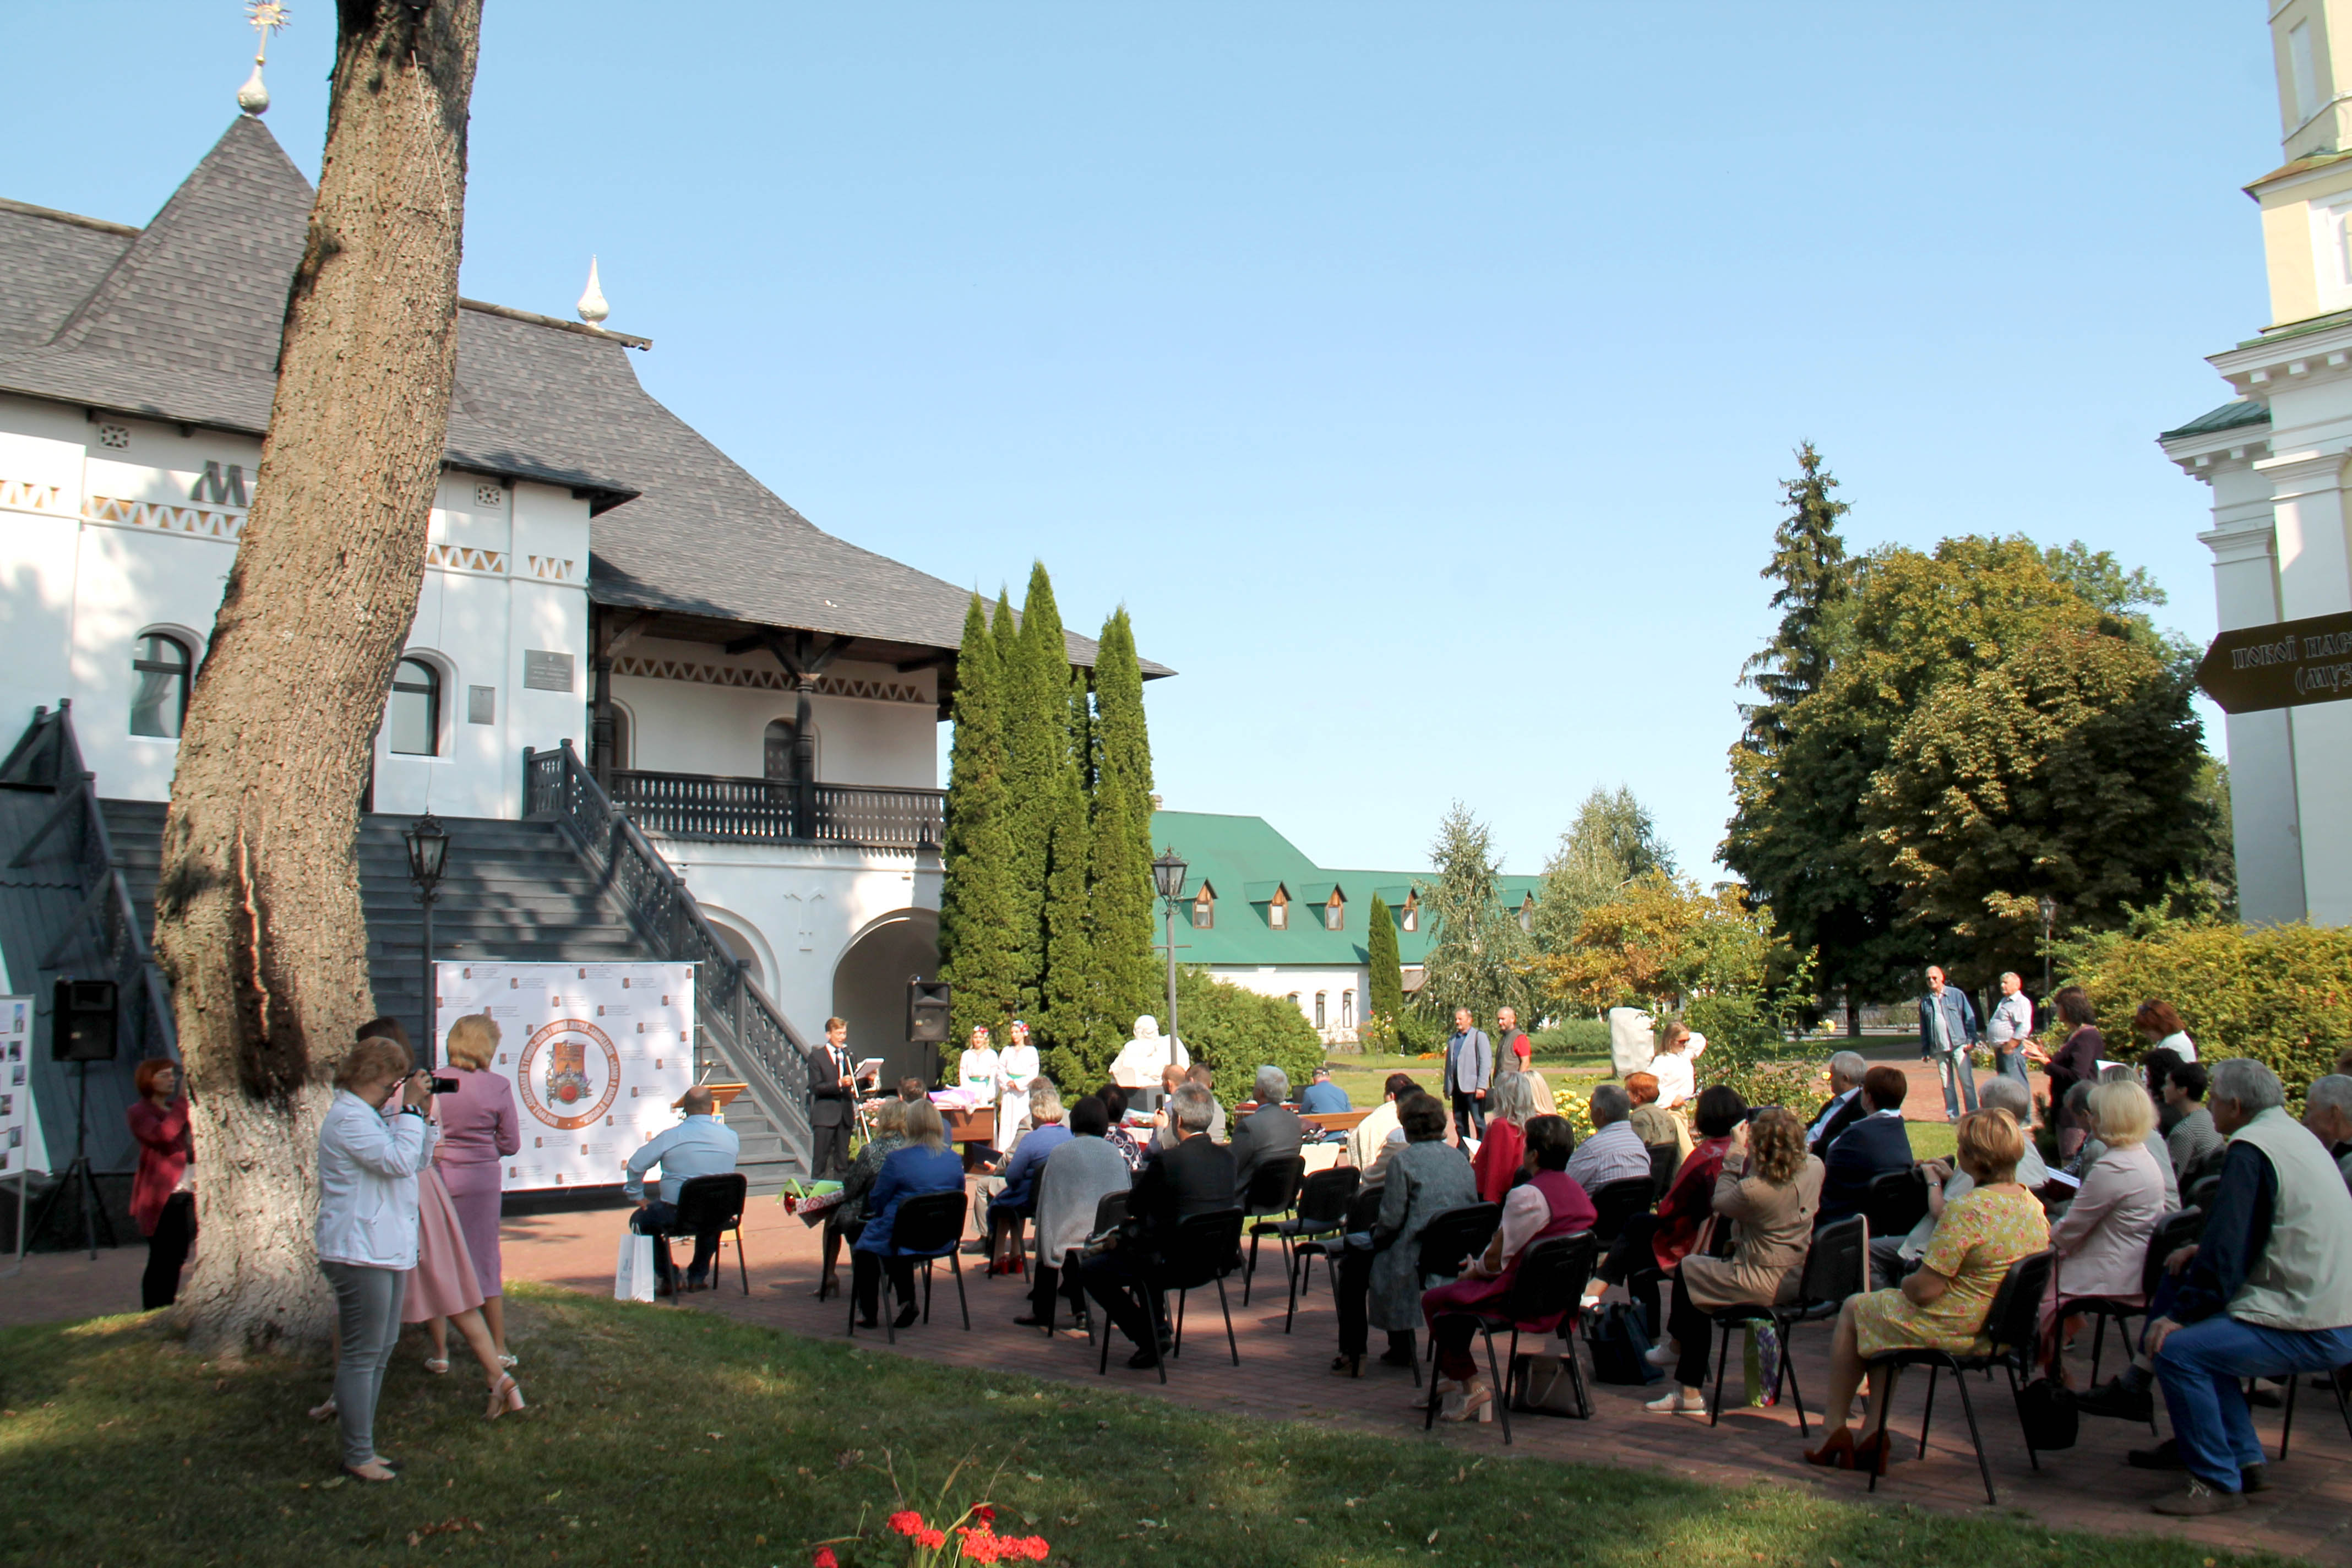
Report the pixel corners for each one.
[1350,1092,1479,1374]
[1023,1095,1133,1331]
[853,1099,966,1329]
[984,1079,1072,1261]
[1805,1107,2049,1474]
[818,1096,906,1299]
[2042,1079,2170,1379]
[1625,1070,1694,1164]
[1471,1071,1539,1204]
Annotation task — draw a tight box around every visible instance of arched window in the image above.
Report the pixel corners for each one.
[129,633,193,738]
[764,718,799,782]
[388,657,441,755]
[609,705,633,770]
[1314,992,1327,1029]
[1341,990,1355,1030]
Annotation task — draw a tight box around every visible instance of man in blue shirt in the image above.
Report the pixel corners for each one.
[1298,1066,1351,1117]
[1918,966,1980,1121]
[625,1086,742,1293]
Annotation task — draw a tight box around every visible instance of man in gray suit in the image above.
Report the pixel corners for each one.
[1444,1006,1493,1139]
[1231,1066,1305,1194]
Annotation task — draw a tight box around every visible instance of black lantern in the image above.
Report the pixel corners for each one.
[404,813,451,1065]
[1151,848,1188,1069]
[1151,848,1188,902]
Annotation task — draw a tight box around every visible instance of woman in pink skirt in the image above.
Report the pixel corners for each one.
[432,1013,521,1364]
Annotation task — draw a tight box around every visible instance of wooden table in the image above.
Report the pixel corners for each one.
[1302,1109,1372,1135]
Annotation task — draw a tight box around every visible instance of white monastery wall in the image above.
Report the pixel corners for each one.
[610,634,937,787]
[1205,962,1366,1044]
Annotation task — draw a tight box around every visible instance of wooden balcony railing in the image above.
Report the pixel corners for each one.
[579,764,944,851]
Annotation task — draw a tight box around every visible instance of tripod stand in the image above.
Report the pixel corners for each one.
[29,1060,114,1259]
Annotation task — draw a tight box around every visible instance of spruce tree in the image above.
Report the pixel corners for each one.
[1003,563,1071,1019]
[1081,608,1159,1076]
[1738,442,1852,752]
[937,593,1019,1067]
[1366,892,1404,1023]
[1412,803,1533,1024]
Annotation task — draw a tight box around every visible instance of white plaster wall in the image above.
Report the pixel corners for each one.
[1204,963,1368,1044]
[0,398,100,747]
[2201,459,2307,925]
[655,837,943,1044]
[612,635,938,787]
[2260,445,2352,924]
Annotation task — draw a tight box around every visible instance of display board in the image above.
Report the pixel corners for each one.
[0,995,36,1178]
[434,962,695,1193]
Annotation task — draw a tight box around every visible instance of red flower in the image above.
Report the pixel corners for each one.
[958,1531,1002,1562]
[918,1528,948,1550]
[974,1506,997,1527]
[813,1550,839,1568]
[1011,1538,1050,1561]
[889,1511,926,1538]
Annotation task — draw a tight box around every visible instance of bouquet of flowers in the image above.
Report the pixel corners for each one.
[810,1451,1050,1566]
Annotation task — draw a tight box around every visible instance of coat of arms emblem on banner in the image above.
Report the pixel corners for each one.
[518,1019,622,1130]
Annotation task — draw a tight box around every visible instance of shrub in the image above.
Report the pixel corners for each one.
[2060,914,2352,1093]
[1173,968,1325,1108]
[1528,1018,1610,1058]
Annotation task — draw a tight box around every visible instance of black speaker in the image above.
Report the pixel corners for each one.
[907,978,951,1043]
[52,978,118,1063]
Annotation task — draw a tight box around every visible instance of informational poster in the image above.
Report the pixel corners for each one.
[434,962,695,1193]
[0,995,39,1178]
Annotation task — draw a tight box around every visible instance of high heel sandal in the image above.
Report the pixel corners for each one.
[1803,1428,1856,1470]
[1850,1429,1891,1477]
[1440,1381,1494,1424]
[486,1374,525,1420]
[423,1355,450,1375]
[307,1394,339,1422]
[497,1352,518,1370]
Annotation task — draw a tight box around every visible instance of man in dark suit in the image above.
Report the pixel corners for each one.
[1083,1084,1236,1368]
[1815,1064,1914,1225]
[1805,1049,1871,1156]
[807,1016,857,1179]
[1231,1066,1305,1197]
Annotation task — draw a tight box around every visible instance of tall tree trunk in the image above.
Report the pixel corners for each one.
[154,0,483,1357]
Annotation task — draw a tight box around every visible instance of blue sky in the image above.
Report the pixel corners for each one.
[2,3,2278,879]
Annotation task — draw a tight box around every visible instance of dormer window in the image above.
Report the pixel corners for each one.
[1268,890,1289,930]
[1324,890,1345,931]
[1400,894,1419,933]
[1518,893,1535,934]
[1192,885,1215,929]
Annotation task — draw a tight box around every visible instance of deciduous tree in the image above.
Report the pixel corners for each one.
[152,0,484,1354]
[1531,785,1674,955]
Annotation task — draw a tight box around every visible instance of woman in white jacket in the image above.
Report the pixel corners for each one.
[315,1035,438,1482]
[2044,1079,2170,1381]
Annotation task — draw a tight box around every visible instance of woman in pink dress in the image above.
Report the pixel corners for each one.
[433,1014,522,1363]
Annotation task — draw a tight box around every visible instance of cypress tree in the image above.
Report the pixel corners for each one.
[937,592,1019,1070]
[1004,563,1070,1019]
[1083,607,1158,1074]
[1039,669,1096,1082]
[1366,892,1404,1023]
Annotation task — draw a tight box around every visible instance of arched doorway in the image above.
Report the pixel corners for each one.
[831,908,940,1088]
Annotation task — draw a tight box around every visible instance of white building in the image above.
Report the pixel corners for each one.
[0,107,1157,1174]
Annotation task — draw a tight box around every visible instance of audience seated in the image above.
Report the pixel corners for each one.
[1804,1052,1871,1156]
[1471,1072,1538,1204]
[1346,1072,1419,1177]
[1231,1067,1306,1191]
[1153,1064,1227,1152]
[2164,1063,2226,1191]
[819,1096,905,1298]
[2142,1048,2188,1137]
[1804,1107,2049,1475]
[2069,1077,2178,1210]
[1587,1086,1745,1329]
[1420,1115,1594,1421]
[624,1085,741,1294]
[982,1081,1071,1248]
[2122,1060,2352,1516]
[1566,1083,1652,1193]
[850,1101,966,1330]
[1334,1092,1478,1376]
[1625,1071,1692,1164]
[1646,1107,1825,1415]
[1019,1095,1133,1331]
[1299,1066,1352,1116]
[1816,1065,1913,1226]
[1871,1076,2048,1289]
[2303,1075,2352,1194]
[1084,1084,1237,1369]
[1096,1083,1147,1172]
[2043,1080,2168,1380]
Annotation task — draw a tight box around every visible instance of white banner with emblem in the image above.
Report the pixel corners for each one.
[0,994,42,1179]
[434,961,695,1193]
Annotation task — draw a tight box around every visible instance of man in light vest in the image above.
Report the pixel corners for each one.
[2130,1059,2352,1515]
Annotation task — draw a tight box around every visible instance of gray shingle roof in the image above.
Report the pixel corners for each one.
[0,116,1160,671]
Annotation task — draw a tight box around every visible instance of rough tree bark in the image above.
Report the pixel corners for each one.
[154,0,483,1355]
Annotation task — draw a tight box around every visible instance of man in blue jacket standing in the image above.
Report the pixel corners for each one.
[1444,1006,1493,1139]
[1919,965,1980,1121]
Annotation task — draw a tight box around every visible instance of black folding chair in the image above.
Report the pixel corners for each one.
[1647,1141,1681,1201]
[2064,1207,2204,1397]
[1273,1166,1361,1329]
[1864,1249,2059,1506]
[1408,1202,1503,1389]
[1707,1213,1865,1435]
[845,1188,970,1344]
[1423,1230,1598,1444]
[651,1173,749,1300]
[2277,1357,2352,1460]
[1287,1181,1381,1333]
[1239,1155,1309,1304]
[1097,1207,1246,1384]
[1587,1178,1654,1251]
[2185,1173,2223,1213]
[1863,1168,1929,1241]
[1049,1189,1131,1341]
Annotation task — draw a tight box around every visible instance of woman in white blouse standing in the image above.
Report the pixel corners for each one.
[1650,1021,1707,1112]
[315,1035,438,1483]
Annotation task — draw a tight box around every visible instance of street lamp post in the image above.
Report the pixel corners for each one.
[1151,848,1188,1069]
[2038,895,2057,1000]
[404,813,451,1065]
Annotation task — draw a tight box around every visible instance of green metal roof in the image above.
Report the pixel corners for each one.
[1147,810,1543,969]
[2158,400,2271,442]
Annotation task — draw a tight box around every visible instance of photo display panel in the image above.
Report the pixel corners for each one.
[0,997,31,1177]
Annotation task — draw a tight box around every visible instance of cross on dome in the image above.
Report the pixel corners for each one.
[238,2,290,117]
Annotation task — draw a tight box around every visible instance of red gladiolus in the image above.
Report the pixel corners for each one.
[889,1511,926,1538]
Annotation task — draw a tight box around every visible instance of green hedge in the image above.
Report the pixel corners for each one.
[2062,918,2352,1092]
[1174,968,1326,1108]
[1529,1017,1610,1057]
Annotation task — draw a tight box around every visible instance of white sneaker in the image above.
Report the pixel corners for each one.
[1642,1341,1678,1368]
[1643,1387,1708,1417]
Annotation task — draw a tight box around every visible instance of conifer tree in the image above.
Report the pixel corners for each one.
[1081,609,1159,1074]
[1004,564,1071,1017]
[1412,803,1533,1023]
[1738,442,1852,753]
[1366,892,1404,1023]
[938,592,1019,1063]
[1039,704,1095,1080]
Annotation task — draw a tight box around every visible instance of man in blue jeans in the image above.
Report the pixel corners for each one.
[1917,966,1980,1121]
[1983,972,2034,1088]
[2125,1060,2352,1516]
[625,1086,741,1293]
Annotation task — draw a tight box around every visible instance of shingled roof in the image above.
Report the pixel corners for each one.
[0,116,1158,670]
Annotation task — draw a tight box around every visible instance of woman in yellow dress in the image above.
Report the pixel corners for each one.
[1804,1106,2049,1473]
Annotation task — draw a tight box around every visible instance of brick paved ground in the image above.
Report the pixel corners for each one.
[8,1056,2345,1562]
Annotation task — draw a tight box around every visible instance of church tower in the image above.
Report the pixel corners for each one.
[2255,1,2352,326]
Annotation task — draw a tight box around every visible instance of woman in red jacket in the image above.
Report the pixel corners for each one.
[126,1057,193,1309]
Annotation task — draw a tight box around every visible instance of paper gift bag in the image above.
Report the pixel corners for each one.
[614,1231,656,1303]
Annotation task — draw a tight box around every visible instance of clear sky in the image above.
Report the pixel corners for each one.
[2,2,2278,880]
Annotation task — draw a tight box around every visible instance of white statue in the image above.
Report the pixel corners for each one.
[1108,1014,1188,1088]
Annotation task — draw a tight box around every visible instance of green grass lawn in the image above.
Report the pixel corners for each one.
[0,1286,2281,1568]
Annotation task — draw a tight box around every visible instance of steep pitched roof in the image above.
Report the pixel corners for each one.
[0,117,1161,669]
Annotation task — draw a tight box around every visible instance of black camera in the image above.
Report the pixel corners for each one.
[431,1076,460,1095]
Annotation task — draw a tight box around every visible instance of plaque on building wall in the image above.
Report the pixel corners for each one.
[2197,609,2352,714]
[523,651,574,693]
[467,685,497,725]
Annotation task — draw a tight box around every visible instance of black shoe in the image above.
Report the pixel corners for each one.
[1126,1346,1162,1370]
[856,1315,880,1329]
[2127,1438,2185,1471]
[2242,1463,2271,1494]
[1012,1314,1050,1327]
[2077,1378,2154,1422]
[893,1303,921,1330]
[1376,1347,1417,1369]
[683,1275,709,1294]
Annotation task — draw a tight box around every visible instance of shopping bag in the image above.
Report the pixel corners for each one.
[614,1231,656,1303]
[1583,1301,1662,1385]
[1510,1351,1589,1417]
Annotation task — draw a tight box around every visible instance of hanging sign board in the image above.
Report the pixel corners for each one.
[2197,609,2352,714]
[0,996,37,1178]
[434,962,695,1193]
